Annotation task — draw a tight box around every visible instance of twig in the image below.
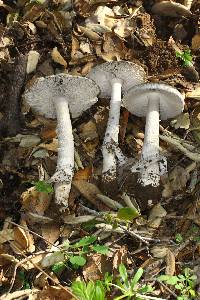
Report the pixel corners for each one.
[1,289,39,300]
[160,134,200,162]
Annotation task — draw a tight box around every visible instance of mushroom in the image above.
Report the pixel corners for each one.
[122,83,184,187]
[24,74,99,209]
[152,1,192,18]
[87,61,146,185]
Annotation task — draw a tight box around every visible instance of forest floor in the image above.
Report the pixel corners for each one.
[1,0,200,299]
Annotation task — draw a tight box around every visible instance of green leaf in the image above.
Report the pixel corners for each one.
[92,244,109,255]
[71,281,87,299]
[117,207,140,222]
[175,233,184,243]
[158,275,179,285]
[86,281,95,299]
[69,256,86,267]
[52,261,66,274]
[95,281,106,300]
[33,180,53,193]
[131,268,143,288]
[72,236,97,248]
[119,264,128,283]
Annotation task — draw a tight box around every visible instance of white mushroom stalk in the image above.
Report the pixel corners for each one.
[133,97,164,186]
[50,97,74,207]
[87,61,146,186]
[122,83,184,187]
[102,78,122,182]
[24,74,99,210]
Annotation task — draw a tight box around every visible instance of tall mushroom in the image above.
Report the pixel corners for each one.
[24,74,99,209]
[87,61,146,185]
[122,83,184,187]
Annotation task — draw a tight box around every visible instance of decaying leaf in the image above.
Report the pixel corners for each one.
[192,33,200,50]
[21,186,51,215]
[162,166,190,198]
[26,50,40,74]
[148,204,167,228]
[186,87,200,100]
[165,249,175,275]
[51,47,67,67]
[171,113,190,130]
[0,229,14,244]
[83,253,112,281]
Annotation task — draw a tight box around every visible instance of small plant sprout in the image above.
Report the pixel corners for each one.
[24,74,99,210]
[87,61,146,186]
[176,50,193,67]
[122,83,184,187]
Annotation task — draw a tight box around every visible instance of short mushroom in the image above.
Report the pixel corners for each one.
[87,61,146,185]
[122,83,184,187]
[24,74,99,209]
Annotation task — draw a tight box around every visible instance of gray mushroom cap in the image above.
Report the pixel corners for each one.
[87,61,146,98]
[24,74,100,119]
[152,1,192,17]
[122,83,184,120]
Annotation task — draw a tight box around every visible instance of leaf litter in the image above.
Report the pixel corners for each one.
[0,0,200,299]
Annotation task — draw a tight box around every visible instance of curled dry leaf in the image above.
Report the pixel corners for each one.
[51,47,67,67]
[165,249,175,275]
[150,245,168,258]
[148,204,167,228]
[171,113,190,130]
[26,50,40,74]
[83,253,112,281]
[21,186,51,215]
[162,166,190,198]
[36,286,72,300]
[10,220,35,254]
[41,224,60,244]
[72,180,109,210]
[0,229,14,244]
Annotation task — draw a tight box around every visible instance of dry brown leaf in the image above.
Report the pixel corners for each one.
[26,50,40,74]
[150,246,168,258]
[36,286,72,300]
[77,25,101,41]
[148,204,167,228]
[0,229,14,244]
[165,249,175,275]
[41,224,60,244]
[171,113,190,130]
[11,220,35,254]
[40,126,57,140]
[39,138,58,152]
[113,246,128,271]
[21,186,51,215]
[73,167,92,181]
[83,253,112,281]
[72,180,109,210]
[51,47,67,67]
[162,166,190,198]
[192,33,200,51]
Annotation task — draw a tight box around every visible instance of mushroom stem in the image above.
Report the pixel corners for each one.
[52,97,74,208]
[139,97,160,186]
[102,78,122,182]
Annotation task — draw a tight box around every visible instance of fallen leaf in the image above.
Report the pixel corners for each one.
[72,180,109,210]
[171,113,190,130]
[192,33,200,51]
[83,253,112,281]
[21,186,51,215]
[73,167,92,181]
[62,215,96,224]
[37,286,72,300]
[186,87,200,100]
[39,138,58,152]
[148,204,167,228]
[150,246,168,258]
[165,249,175,275]
[26,50,40,74]
[41,224,60,244]
[0,229,14,244]
[51,47,67,67]
[162,166,190,198]
[41,250,65,268]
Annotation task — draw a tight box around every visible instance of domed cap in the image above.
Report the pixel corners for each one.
[24,74,100,119]
[87,61,146,98]
[152,1,192,17]
[122,83,184,120]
